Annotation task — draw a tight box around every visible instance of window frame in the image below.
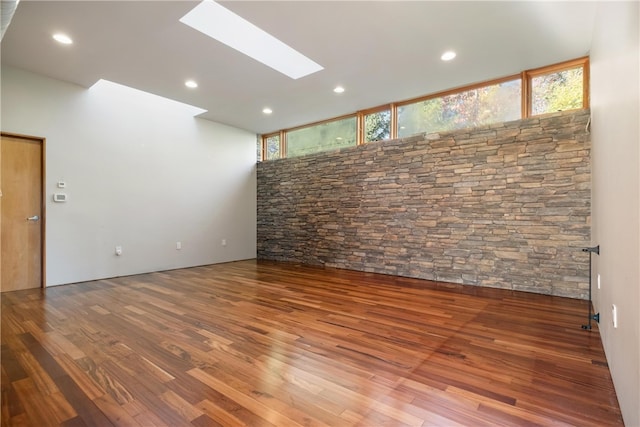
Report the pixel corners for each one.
[395,74,522,138]
[284,114,358,159]
[259,56,589,161]
[524,57,589,117]
[260,131,284,161]
[359,105,395,144]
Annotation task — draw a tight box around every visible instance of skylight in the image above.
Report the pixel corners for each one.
[180,0,323,80]
[89,79,207,117]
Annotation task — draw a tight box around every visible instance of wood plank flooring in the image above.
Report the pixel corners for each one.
[1,260,623,426]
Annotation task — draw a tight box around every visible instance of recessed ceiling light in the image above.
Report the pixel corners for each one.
[441,51,456,61]
[52,33,73,44]
[185,80,198,88]
[262,108,273,115]
[180,0,323,79]
[333,86,345,94]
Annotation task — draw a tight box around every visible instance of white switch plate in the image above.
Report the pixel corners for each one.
[53,193,67,202]
[221,239,227,246]
[597,274,601,289]
[176,241,182,250]
[115,246,122,256]
[612,304,618,328]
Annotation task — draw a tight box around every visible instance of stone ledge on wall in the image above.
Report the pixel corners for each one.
[257,109,591,299]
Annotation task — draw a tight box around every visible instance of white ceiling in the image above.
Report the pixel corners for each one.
[1,1,596,135]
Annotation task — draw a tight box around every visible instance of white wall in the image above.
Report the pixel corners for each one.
[590,2,640,426]
[1,66,257,286]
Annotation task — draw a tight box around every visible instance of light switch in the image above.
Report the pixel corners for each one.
[53,193,67,202]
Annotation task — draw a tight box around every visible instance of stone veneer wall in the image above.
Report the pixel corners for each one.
[257,110,591,299]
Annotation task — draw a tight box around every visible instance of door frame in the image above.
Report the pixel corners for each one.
[1,132,46,289]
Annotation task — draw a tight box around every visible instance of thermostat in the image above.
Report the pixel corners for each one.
[53,193,67,202]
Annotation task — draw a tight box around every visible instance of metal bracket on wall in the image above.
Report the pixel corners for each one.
[581,245,600,330]
[582,245,599,255]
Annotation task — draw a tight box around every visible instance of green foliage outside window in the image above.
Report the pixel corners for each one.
[287,117,356,158]
[265,135,280,160]
[260,59,587,161]
[256,138,262,161]
[365,110,391,142]
[531,67,583,115]
[398,79,521,137]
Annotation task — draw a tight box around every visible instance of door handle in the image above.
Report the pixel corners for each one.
[26,215,40,222]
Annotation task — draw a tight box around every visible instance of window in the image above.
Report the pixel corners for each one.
[259,57,589,161]
[256,137,262,161]
[364,109,391,143]
[530,66,584,115]
[286,116,356,158]
[398,78,521,137]
[264,134,280,160]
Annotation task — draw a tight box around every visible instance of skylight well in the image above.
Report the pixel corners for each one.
[180,0,323,80]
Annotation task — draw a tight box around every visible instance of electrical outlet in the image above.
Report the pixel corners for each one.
[221,239,227,247]
[115,246,122,256]
[612,304,618,328]
[597,274,601,289]
[176,241,182,250]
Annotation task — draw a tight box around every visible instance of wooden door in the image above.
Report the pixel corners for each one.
[1,133,44,292]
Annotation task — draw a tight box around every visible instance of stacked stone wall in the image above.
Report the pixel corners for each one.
[257,110,591,298]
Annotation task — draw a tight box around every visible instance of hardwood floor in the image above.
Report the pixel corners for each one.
[1,260,622,426]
